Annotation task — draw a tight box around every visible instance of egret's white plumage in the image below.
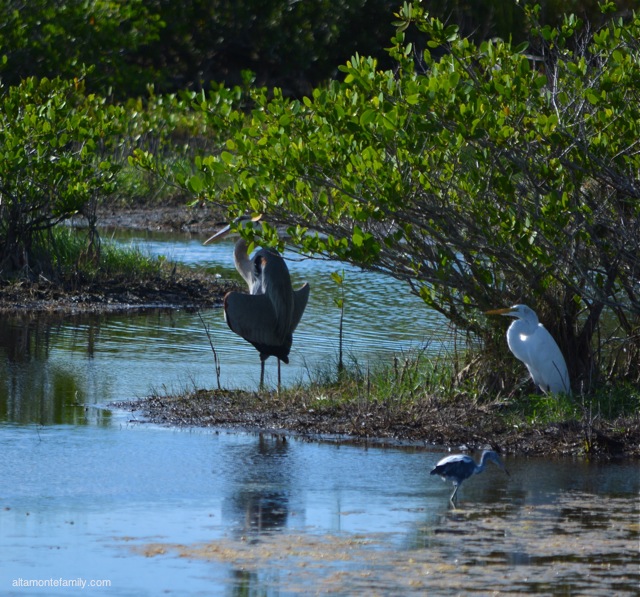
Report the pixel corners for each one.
[486,304,570,395]
[204,217,310,388]
[430,450,509,502]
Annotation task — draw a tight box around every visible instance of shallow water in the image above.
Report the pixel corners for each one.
[121,229,454,386]
[1,425,638,595]
[1,232,638,595]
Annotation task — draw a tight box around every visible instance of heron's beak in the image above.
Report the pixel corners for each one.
[203,214,263,246]
[485,307,514,316]
[203,223,232,245]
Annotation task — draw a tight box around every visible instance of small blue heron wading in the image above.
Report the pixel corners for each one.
[430,450,510,503]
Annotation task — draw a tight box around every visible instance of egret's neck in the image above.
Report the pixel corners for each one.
[508,317,538,338]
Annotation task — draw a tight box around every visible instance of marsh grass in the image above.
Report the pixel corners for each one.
[38,226,171,282]
[502,383,640,429]
[297,346,503,410]
[231,343,640,433]
[295,347,456,402]
[272,348,640,453]
[511,392,580,426]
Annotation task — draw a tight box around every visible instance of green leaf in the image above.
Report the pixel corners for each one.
[220,151,234,165]
[585,89,600,105]
[187,175,204,194]
[360,109,377,126]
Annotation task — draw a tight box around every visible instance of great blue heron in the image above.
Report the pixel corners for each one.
[430,450,510,503]
[204,216,310,389]
[485,304,570,395]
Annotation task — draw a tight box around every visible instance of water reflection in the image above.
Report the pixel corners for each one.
[0,423,637,596]
[0,313,112,425]
[222,435,292,537]
[220,434,294,594]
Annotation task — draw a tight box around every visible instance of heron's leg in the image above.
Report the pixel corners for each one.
[260,359,265,389]
[277,359,281,392]
[450,483,459,502]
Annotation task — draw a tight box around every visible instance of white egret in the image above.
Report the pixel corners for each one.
[486,304,570,395]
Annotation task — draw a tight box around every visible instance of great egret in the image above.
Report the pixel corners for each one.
[204,217,310,389]
[485,304,570,395]
[430,450,510,503]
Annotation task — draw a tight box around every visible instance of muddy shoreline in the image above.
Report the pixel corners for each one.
[94,203,223,235]
[0,272,237,314]
[113,389,640,459]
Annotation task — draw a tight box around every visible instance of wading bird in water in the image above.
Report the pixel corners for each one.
[430,450,509,503]
[485,304,570,395]
[204,216,310,389]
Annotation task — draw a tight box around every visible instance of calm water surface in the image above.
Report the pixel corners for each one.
[0,232,638,595]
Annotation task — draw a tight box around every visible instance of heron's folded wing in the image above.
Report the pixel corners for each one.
[291,283,310,332]
[224,292,281,347]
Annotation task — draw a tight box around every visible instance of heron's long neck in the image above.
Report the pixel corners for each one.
[233,238,255,288]
[475,453,492,474]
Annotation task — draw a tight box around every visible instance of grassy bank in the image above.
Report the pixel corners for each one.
[0,226,235,312]
[117,351,640,458]
[3,216,636,458]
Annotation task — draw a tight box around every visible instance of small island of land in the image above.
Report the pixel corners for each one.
[1,204,638,459]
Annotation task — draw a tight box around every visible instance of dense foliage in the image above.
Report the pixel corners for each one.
[0,0,163,97]
[0,76,123,276]
[0,73,238,280]
[0,0,636,96]
[164,2,640,391]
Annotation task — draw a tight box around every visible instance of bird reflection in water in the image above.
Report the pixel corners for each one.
[222,434,291,538]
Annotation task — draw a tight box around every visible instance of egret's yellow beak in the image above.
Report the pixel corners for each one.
[485,307,514,315]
